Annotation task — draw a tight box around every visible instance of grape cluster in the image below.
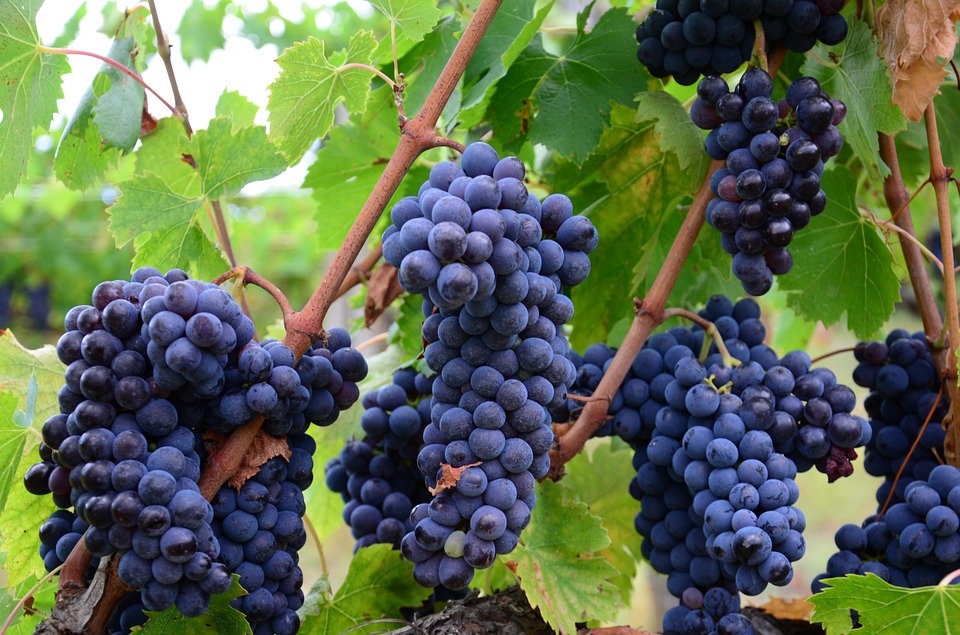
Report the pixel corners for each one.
[635,0,849,85]
[691,70,846,294]
[853,330,946,506]
[25,267,368,633]
[663,587,756,635]
[384,141,596,590]
[555,295,870,632]
[813,464,960,592]
[325,368,434,551]
[25,269,246,617]
[811,330,954,594]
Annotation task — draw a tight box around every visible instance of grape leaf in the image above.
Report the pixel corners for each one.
[489,8,649,162]
[635,91,711,175]
[176,0,228,63]
[388,292,425,362]
[303,90,428,251]
[298,543,432,635]
[876,0,960,122]
[215,90,259,130]
[800,20,907,178]
[51,2,87,48]
[368,0,441,43]
[563,440,642,604]
[55,30,141,190]
[511,479,621,635]
[183,116,287,199]
[894,86,960,187]
[132,575,252,635]
[808,573,960,635]
[131,221,229,283]
[779,165,900,338]
[399,15,459,116]
[0,387,30,514]
[0,0,69,199]
[564,103,699,351]
[0,450,55,583]
[0,330,65,429]
[459,0,554,126]
[267,31,378,163]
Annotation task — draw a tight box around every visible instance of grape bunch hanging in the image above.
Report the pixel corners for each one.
[376,141,597,590]
[636,0,849,85]
[692,69,846,295]
[556,295,871,634]
[24,268,368,635]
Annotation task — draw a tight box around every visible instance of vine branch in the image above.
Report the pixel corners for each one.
[335,244,383,300]
[924,106,960,467]
[199,0,505,505]
[878,133,943,341]
[147,0,192,134]
[548,159,723,478]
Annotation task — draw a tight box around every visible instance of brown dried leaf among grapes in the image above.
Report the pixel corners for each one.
[428,461,482,495]
[876,0,960,121]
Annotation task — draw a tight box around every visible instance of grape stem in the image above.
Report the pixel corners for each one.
[356,332,389,352]
[146,0,192,134]
[662,307,738,368]
[809,345,863,365]
[37,46,179,117]
[340,63,398,89]
[0,564,63,635]
[923,105,960,468]
[864,210,945,273]
[213,266,294,325]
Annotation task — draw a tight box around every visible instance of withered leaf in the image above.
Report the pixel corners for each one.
[428,462,482,495]
[364,263,403,327]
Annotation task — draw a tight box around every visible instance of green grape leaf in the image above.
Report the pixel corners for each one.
[512,479,621,635]
[894,86,960,188]
[0,387,30,514]
[51,2,87,48]
[388,292,425,362]
[267,31,378,162]
[92,62,146,152]
[459,0,554,125]
[54,122,120,192]
[298,543,432,635]
[399,15,458,116]
[0,330,66,430]
[55,7,153,190]
[215,90,259,130]
[368,0,441,43]
[108,168,229,281]
[184,116,287,200]
[801,20,906,178]
[303,90,426,251]
[565,103,697,351]
[489,8,649,162]
[132,575,251,635]
[808,573,960,635]
[0,0,69,199]
[176,0,228,63]
[135,117,192,183]
[635,91,710,175]
[0,451,55,582]
[563,440,642,604]
[779,165,900,338]
[131,222,229,283]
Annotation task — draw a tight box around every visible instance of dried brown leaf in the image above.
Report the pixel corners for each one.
[758,595,815,621]
[877,0,960,121]
[364,263,403,327]
[428,462,482,495]
[226,430,292,489]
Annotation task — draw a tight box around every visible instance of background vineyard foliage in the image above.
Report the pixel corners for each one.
[0,0,958,633]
